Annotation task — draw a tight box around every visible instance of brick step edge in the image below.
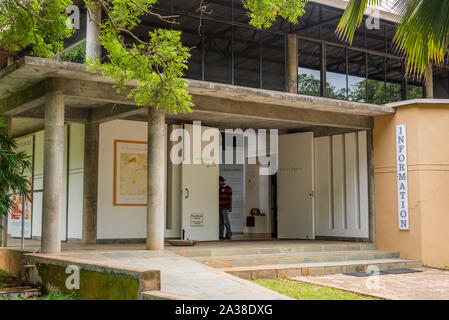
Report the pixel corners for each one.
[221,260,424,280]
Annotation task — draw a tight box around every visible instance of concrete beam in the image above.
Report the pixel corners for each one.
[191,96,373,130]
[146,107,166,250]
[82,122,99,245]
[88,103,143,123]
[0,82,45,116]
[63,79,133,105]
[41,78,65,254]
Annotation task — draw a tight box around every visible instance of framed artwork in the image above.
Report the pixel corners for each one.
[114,140,148,206]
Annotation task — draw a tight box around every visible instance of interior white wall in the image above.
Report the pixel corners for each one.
[244,159,271,234]
[314,131,369,238]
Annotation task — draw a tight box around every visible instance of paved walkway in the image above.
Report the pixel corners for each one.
[290,267,449,300]
[35,250,290,300]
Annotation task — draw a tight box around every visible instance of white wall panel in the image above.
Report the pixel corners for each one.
[332,135,346,231]
[314,137,333,236]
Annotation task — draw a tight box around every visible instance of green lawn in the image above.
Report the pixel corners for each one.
[252,278,383,300]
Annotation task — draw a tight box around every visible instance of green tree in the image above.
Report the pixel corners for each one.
[0,119,31,229]
[337,0,449,79]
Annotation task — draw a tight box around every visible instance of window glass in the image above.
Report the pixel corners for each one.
[385,58,402,103]
[204,20,232,84]
[326,45,347,99]
[261,32,285,91]
[348,50,366,102]
[367,54,385,104]
[179,16,203,80]
[298,39,321,96]
[234,27,260,88]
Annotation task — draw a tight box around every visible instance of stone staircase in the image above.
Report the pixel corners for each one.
[171,242,423,280]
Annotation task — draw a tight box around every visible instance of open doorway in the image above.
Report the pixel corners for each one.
[219,131,274,240]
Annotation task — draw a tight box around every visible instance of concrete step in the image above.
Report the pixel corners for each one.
[170,242,377,258]
[220,258,424,280]
[194,250,400,268]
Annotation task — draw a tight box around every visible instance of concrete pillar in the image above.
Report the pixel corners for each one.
[146,107,166,250]
[367,129,376,243]
[425,64,434,99]
[287,34,298,94]
[1,117,12,247]
[82,122,99,244]
[86,4,102,59]
[41,79,65,254]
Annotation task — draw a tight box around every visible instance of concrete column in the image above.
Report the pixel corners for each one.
[367,129,376,243]
[425,64,434,98]
[86,4,102,59]
[41,79,65,254]
[287,34,298,94]
[82,122,99,244]
[146,107,166,250]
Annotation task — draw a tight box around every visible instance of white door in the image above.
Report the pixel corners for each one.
[277,132,315,239]
[181,123,219,241]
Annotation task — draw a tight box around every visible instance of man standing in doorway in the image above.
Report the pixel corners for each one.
[219,176,232,240]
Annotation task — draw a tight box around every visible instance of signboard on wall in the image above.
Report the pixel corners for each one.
[114,140,147,206]
[8,136,34,238]
[396,124,410,230]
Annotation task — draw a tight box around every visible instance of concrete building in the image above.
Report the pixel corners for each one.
[1,0,449,268]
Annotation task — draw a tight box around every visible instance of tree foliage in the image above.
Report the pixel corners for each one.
[0,0,73,58]
[244,0,307,28]
[0,119,31,221]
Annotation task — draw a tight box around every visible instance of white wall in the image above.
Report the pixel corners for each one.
[244,159,271,234]
[314,131,369,238]
[97,120,148,240]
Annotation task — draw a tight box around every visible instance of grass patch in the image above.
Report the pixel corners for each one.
[443,266,449,269]
[252,278,382,300]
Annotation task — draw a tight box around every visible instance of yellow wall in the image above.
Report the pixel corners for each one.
[374,104,449,267]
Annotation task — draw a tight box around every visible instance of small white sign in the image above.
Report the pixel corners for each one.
[190,213,204,227]
[396,124,409,230]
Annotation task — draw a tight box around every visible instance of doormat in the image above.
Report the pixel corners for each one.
[343,268,422,277]
[382,268,423,275]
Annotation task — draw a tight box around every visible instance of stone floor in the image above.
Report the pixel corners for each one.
[290,267,449,300]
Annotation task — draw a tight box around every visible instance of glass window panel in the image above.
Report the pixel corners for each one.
[179,16,203,80]
[234,27,260,88]
[367,54,386,104]
[261,32,285,91]
[233,0,250,24]
[386,23,397,54]
[203,0,232,21]
[298,39,321,96]
[348,50,366,102]
[204,21,232,84]
[326,45,347,100]
[366,21,385,53]
[385,58,402,103]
